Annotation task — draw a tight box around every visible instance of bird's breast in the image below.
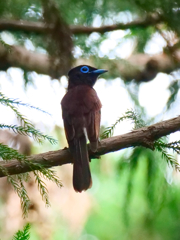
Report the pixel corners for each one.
[61,85,101,116]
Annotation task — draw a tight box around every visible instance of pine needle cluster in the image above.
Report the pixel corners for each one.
[101,109,180,171]
[0,91,57,144]
[0,92,62,217]
[154,139,180,171]
[12,223,30,240]
[101,109,146,139]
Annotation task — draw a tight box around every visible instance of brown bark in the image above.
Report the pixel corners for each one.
[71,15,161,34]
[0,41,179,81]
[0,15,162,35]
[0,115,180,177]
[0,15,178,81]
[0,43,50,74]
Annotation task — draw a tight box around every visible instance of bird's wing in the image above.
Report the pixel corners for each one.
[61,89,76,142]
[82,87,102,151]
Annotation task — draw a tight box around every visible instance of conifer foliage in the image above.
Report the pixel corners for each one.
[0,92,61,217]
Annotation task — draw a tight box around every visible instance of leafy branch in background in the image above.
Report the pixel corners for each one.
[0,144,31,217]
[0,91,50,114]
[8,175,31,218]
[154,139,180,170]
[0,124,57,144]
[101,109,180,171]
[0,92,57,143]
[0,92,61,217]
[33,169,63,207]
[0,143,26,161]
[166,80,180,110]
[12,223,30,240]
[101,109,146,139]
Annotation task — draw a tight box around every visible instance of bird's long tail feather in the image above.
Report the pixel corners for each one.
[70,135,92,192]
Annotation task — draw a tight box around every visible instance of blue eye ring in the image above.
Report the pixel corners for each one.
[80,66,89,73]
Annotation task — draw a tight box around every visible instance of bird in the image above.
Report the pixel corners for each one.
[61,65,107,192]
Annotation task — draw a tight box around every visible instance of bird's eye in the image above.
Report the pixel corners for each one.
[80,66,89,73]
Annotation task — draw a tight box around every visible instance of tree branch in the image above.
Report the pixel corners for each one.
[0,15,162,35]
[0,42,51,74]
[1,40,180,81]
[71,15,162,35]
[0,115,180,177]
[0,15,178,81]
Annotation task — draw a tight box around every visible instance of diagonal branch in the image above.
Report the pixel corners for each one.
[0,115,180,177]
[0,15,162,35]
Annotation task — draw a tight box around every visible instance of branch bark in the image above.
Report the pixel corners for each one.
[0,15,178,81]
[0,15,162,35]
[1,40,179,81]
[0,115,180,177]
[0,42,51,74]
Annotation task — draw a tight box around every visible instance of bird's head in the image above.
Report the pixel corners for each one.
[67,65,107,89]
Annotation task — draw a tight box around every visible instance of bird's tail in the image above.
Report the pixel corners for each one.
[70,135,92,192]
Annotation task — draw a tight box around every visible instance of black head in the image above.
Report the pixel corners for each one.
[67,65,107,89]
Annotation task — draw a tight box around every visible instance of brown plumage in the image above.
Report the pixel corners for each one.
[61,65,107,192]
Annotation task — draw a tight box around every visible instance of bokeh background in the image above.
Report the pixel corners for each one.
[1,0,180,239]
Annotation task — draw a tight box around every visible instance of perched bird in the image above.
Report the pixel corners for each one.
[61,65,107,192]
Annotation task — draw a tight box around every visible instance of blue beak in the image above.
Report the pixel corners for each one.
[91,69,108,75]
